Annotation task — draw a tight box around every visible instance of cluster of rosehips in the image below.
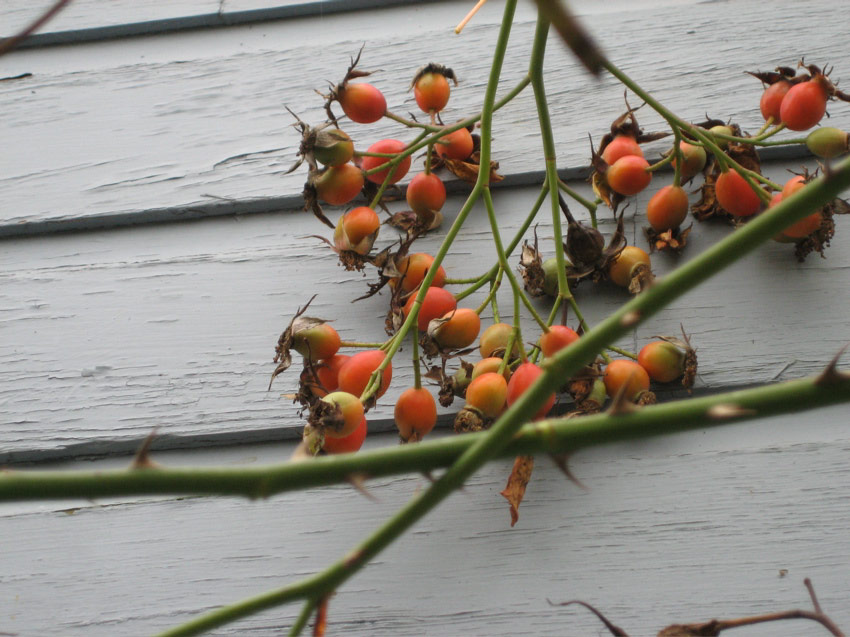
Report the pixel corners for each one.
[575,61,849,268]
[294,52,481,273]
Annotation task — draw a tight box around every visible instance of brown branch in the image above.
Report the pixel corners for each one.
[0,0,73,57]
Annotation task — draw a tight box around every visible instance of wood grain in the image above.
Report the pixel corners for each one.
[1,0,848,229]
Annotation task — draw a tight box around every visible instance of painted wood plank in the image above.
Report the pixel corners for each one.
[2,409,850,636]
[2,0,848,229]
[2,157,848,460]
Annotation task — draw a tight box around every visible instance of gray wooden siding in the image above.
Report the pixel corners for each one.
[2,1,850,635]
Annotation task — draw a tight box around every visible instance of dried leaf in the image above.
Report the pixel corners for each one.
[500,455,535,527]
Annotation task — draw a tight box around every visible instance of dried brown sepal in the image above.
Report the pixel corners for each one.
[567,363,602,401]
[302,179,336,229]
[322,45,377,126]
[409,63,458,90]
[546,600,629,636]
[636,389,657,406]
[270,296,321,388]
[644,225,692,253]
[441,157,504,184]
[310,233,373,272]
[794,202,836,262]
[500,455,534,527]
[519,227,547,296]
[453,405,490,433]
[627,263,654,294]
[308,400,349,438]
[745,65,797,86]
[560,196,627,286]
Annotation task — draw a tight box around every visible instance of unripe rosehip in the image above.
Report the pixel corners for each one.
[292,322,341,362]
[708,125,734,149]
[334,206,380,255]
[672,141,707,180]
[541,257,562,298]
[638,341,686,383]
[313,128,354,167]
[806,127,849,159]
[319,391,364,438]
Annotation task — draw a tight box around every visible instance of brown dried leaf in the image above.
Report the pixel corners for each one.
[500,455,535,527]
[443,158,504,184]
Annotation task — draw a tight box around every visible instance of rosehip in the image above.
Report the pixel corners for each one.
[431,307,481,350]
[672,141,707,180]
[292,323,341,362]
[337,350,392,399]
[646,184,689,232]
[538,325,580,358]
[780,78,829,132]
[638,341,685,383]
[714,170,764,217]
[479,322,521,359]
[338,82,386,124]
[414,72,451,114]
[506,362,555,419]
[465,372,508,418]
[406,172,446,216]
[334,206,380,255]
[320,391,365,438]
[315,163,364,206]
[394,387,437,441]
[606,155,652,196]
[609,246,651,288]
[313,128,354,167]
[603,359,650,401]
[403,286,457,331]
[601,135,643,166]
[393,253,446,293]
[361,139,411,185]
[322,416,367,454]
[435,127,474,161]
[806,127,849,158]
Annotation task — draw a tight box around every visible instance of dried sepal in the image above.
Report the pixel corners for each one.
[453,405,490,433]
[644,224,692,253]
[409,63,458,90]
[500,455,534,527]
[519,227,547,297]
[302,179,336,229]
[270,296,322,388]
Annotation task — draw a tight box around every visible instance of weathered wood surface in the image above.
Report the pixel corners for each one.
[2,1,850,636]
[3,408,850,636]
[2,0,849,231]
[3,158,848,461]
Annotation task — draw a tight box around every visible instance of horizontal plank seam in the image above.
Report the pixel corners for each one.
[0,145,810,240]
[8,0,450,49]
[1,384,757,466]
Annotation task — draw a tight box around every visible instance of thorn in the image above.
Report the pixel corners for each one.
[814,344,850,386]
[707,403,757,420]
[620,310,640,328]
[130,428,161,469]
[546,599,630,636]
[347,473,378,502]
[548,453,588,491]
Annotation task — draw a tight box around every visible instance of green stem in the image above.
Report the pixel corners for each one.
[556,179,597,216]
[474,267,502,314]
[412,327,422,390]
[4,374,849,505]
[482,188,549,333]
[288,599,316,637]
